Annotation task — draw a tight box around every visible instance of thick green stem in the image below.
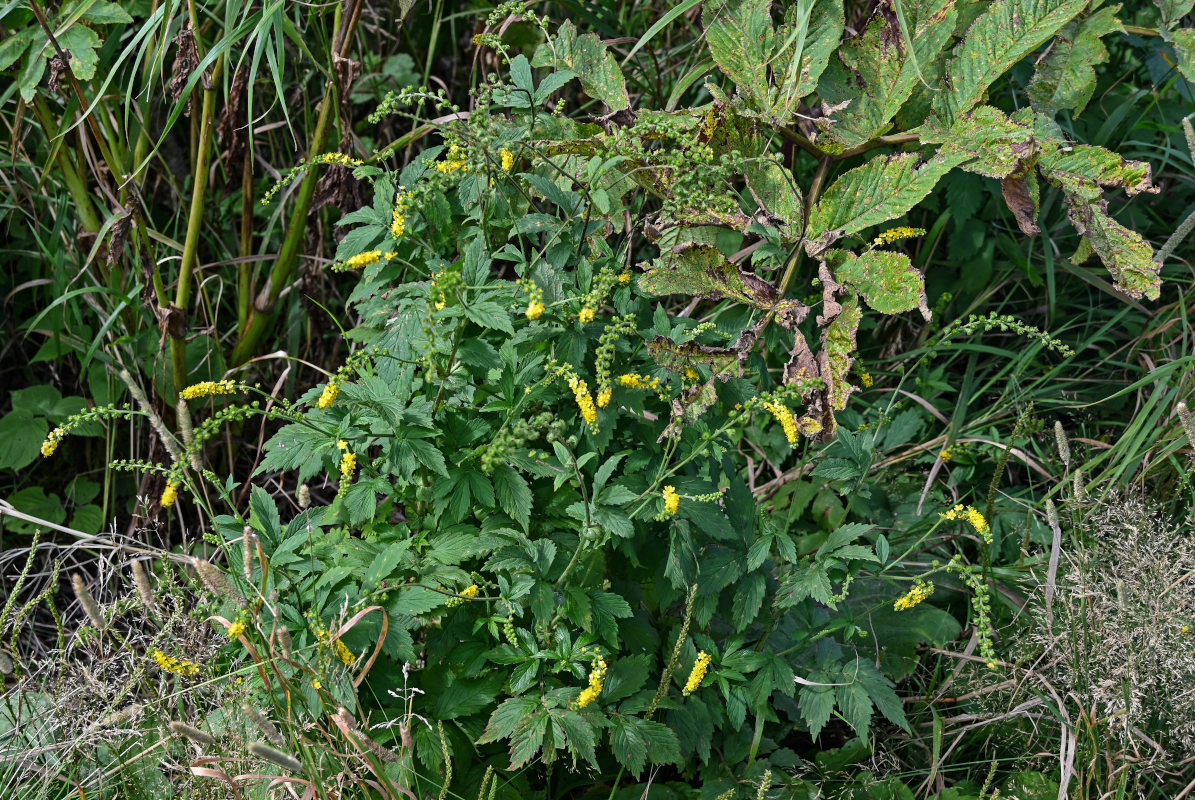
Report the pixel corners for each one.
[30,96,101,234]
[170,61,222,394]
[230,80,338,365]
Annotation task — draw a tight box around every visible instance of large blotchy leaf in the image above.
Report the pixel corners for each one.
[705,0,843,124]
[1037,143,1156,200]
[816,0,958,150]
[704,0,773,107]
[638,243,780,310]
[744,156,804,231]
[921,105,1035,179]
[1155,0,1195,82]
[1027,5,1124,117]
[935,0,1089,119]
[806,151,967,253]
[1063,200,1160,300]
[769,0,844,124]
[547,21,629,110]
[825,249,929,317]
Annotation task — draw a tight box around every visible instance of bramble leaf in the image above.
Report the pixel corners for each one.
[807,152,968,253]
[921,105,1035,179]
[816,0,957,150]
[935,0,1089,119]
[1027,5,1124,116]
[825,249,929,317]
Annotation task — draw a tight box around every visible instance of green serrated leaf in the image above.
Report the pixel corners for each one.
[921,105,1035,179]
[1027,5,1123,116]
[798,683,835,736]
[465,301,515,334]
[807,152,967,252]
[826,249,928,316]
[817,0,958,149]
[639,243,779,310]
[936,0,1088,119]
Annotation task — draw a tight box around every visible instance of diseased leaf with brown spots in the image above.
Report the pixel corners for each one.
[935,0,1089,120]
[1027,5,1124,117]
[825,249,930,318]
[806,151,968,254]
[816,0,958,150]
[638,243,779,310]
[921,106,1036,179]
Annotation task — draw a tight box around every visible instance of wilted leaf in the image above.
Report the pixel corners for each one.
[1037,142,1157,200]
[639,243,779,310]
[936,0,1089,119]
[1001,169,1042,235]
[1064,199,1160,300]
[551,21,630,111]
[744,156,803,229]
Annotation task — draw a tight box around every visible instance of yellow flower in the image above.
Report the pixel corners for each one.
[317,381,340,409]
[312,678,322,689]
[618,273,631,285]
[434,144,468,173]
[859,372,873,388]
[596,386,612,408]
[161,482,180,508]
[576,656,607,708]
[763,400,800,445]
[343,250,382,270]
[683,651,711,695]
[578,307,595,324]
[500,148,514,171]
[684,366,699,382]
[460,584,480,599]
[617,373,666,401]
[334,639,354,666]
[41,427,64,457]
[568,376,598,427]
[340,452,357,479]
[662,486,680,517]
[337,439,348,450]
[180,379,241,400]
[394,190,413,236]
[152,649,199,677]
[525,300,545,320]
[228,621,246,639]
[941,504,991,542]
[894,580,934,611]
[872,226,925,246]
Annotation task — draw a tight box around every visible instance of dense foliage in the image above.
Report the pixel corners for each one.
[1,0,1193,799]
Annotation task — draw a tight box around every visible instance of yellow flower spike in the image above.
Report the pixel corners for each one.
[596,386,612,408]
[41,427,64,457]
[180,379,242,400]
[342,250,382,270]
[227,621,246,639]
[894,580,934,611]
[500,148,515,171]
[859,371,873,388]
[941,504,991,543]
[872,226,926,246]
[339,452,357,479]
[460,584,480,599]
[763,400,800,445]
[578,307,596,324]
[152,649,199,677]
[683,652,711,696]
[662,486,680,517]
[525,300,545,320]
[391,189,408,238]
[567,376,598,427]
[317,381,341,410]
[160,482,180,508]
[575,656,607,709]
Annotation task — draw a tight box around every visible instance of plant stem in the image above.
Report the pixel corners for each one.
[29,96,101,234]
[171,53,223,395]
